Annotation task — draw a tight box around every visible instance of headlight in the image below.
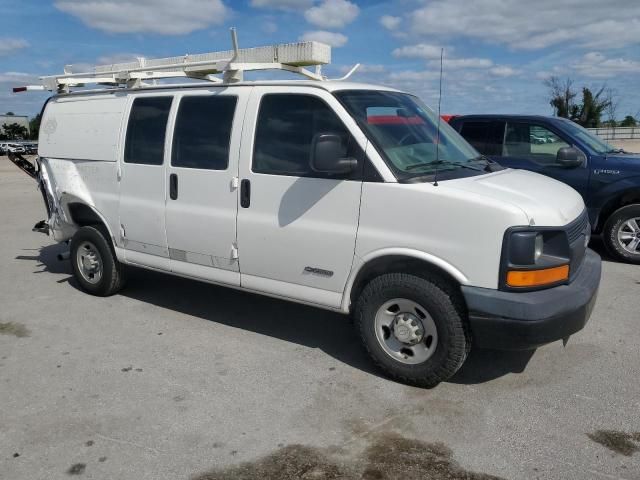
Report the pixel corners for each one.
[501,229,571,290]
[534,233,544,261]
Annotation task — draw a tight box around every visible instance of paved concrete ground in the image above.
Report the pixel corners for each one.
[1,156,639,480]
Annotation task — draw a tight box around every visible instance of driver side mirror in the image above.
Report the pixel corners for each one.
[310,133,358,174]
[556,146,585,168]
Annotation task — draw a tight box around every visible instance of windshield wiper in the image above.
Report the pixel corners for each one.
[405,160,484,172]
[606,148,627,154]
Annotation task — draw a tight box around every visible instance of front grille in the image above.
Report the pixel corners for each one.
[566,210,589,282]
[567,210,589,244]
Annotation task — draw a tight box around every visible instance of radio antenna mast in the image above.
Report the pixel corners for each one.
[433,48,444,187]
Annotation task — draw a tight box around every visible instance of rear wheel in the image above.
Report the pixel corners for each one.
[355,273,469,388]
[603,204,640,264]
[70,225,126,296]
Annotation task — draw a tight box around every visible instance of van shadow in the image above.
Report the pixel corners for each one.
[15,243,75,282]
[448,348,535,385]
[588,235,616,263]
[278,177,338,227]
[19,243,538,386]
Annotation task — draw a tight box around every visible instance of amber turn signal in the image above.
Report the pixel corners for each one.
[506,265,569,288]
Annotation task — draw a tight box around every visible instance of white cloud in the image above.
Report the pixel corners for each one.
[263,21,278,33]
[431,58,493,69]
[0,72,37,83]
[304,0,359,29]
[251,0,312,10]
[96,53,144,65]
[489,65,520,77]
[300,30,348,47]
[380,15,401,31]
[392,44,444,60]
[409,0,640,50]
[0,38,29,57]
[572,51,640,78]
[339,64,386,74]
[386,69,441,83]
[54,0,229,35]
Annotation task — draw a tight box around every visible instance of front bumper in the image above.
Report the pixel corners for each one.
[461,249,601,350]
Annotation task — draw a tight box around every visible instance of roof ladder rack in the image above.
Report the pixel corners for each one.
[15,28,337,93]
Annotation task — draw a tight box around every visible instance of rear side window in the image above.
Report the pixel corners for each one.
[172,95,237,170]
[459,121,504,156]
[253,94,358,178]
[124,96,172,165]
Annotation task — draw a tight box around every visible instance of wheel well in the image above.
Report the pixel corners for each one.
[596,189,640,232]
[349,255,463,312]
[67,203,113,242]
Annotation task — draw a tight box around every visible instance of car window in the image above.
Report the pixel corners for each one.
[172,95,237,170]
[504,122,570,165]
[459,121,504,156]
[124,96,173,165]
[253,94,359,178]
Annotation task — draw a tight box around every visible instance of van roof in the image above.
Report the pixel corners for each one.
[52,80,404,99]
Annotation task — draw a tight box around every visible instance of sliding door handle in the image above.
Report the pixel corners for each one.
[240,179,251,208]
[169,173,178,200]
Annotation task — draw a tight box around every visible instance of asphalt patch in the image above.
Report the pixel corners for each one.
[67,463,86,475]
[587,430,640,456]
[192,432,504,480]
[0,322,29,337]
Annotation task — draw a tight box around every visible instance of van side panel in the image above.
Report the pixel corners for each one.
[37,94,127,244]
[39,94,127,162]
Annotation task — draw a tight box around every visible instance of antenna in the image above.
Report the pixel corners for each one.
[433,47,444,187]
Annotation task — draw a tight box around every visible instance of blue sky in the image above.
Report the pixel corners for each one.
[1,0,639,119]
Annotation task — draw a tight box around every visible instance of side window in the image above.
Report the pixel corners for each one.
[460,122,491,154]
[459,121,505,156]
[253,94,360,178]
[484,121,506,156]
[504,122,570,164]
[172,95,237,170]
[124,96,172,165]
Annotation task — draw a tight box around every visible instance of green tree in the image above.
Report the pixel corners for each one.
[5,111,14,115]
[620,115,637,127]
[544,76,576,118]
[29,113,42,140]
[544,76,613,127]
[570,87,610,128]
[2,122,28,140]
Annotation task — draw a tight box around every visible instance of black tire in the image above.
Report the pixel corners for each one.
[70,225,126,296]
[355,273,469,388]
[603,204,640,264]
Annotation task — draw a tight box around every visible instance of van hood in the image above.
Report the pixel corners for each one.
[443,169,585,226]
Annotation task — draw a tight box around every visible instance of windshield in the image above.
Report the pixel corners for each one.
[335,90,486,181]
[558,119,616,154]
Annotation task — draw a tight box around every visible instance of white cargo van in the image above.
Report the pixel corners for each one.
[19,35,600,386]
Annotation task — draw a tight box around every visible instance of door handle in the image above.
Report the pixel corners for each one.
[240,179,250,208]
[170,173,178,200]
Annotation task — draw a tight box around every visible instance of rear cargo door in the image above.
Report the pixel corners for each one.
[119,94,174,270]
[164,89,248,285]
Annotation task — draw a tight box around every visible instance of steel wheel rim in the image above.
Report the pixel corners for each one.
[76,241,103,284]
[374,298,438,365]
[617,217,640,254]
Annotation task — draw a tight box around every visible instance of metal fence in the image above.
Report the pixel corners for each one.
[587,127,640,141]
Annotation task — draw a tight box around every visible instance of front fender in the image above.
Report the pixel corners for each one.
[340,248,469,313]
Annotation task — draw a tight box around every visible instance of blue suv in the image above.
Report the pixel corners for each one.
[450,115,640,264]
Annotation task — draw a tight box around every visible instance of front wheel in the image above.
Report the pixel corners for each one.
[70,225,126,296]
[603,204,640,264]
[355,273,469,388]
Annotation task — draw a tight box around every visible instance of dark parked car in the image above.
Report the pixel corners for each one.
[450,115,640,263]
